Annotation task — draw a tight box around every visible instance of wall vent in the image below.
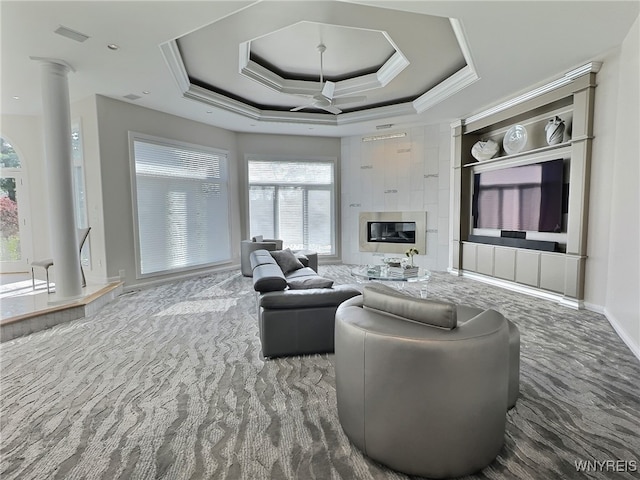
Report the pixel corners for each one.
[54,25,90,43]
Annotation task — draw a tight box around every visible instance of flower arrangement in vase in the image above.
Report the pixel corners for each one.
[405,248,419,267]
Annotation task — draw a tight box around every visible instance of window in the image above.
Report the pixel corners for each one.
[71,121,90,268]
[130,134,230,277]
[248,158,335,255]
[0,137,23,265]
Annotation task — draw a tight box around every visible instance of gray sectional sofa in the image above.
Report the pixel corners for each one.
[249,249,361,358]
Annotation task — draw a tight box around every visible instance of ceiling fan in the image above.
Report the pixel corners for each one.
[290,44,367,115]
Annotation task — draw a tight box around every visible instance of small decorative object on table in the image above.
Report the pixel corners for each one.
[471,139,500,161]
[503,124,528,155]
[545,115,565,145]
[405,248,419,267]
[382,257,404,268]
[388,266,419,278]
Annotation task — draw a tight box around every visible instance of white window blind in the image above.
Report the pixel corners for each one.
[248,159,335,255]
[132,136,230,276]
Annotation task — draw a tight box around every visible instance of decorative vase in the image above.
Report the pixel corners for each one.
[545,116,565,145]
[471,139,500,161]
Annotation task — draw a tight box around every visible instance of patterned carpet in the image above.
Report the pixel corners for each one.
[1,266,639,480]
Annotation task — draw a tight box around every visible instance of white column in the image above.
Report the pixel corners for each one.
[33,58,82,299]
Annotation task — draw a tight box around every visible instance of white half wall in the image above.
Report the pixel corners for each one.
[341,125,451,271]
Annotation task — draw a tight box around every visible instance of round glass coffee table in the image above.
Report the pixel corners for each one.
[351,265,431,297]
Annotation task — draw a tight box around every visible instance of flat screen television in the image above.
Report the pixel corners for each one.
[472,159,565,233]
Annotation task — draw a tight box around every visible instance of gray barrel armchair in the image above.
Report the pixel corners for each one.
[240,236,283,276]
[334,284,520,479]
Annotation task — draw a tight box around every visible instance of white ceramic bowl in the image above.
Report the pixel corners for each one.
[503,125,528,155]
[471,139,500,161]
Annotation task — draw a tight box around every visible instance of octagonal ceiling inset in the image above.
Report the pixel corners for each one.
[249,22,396,81]
[238,20,410,110]
[161,1,478,126]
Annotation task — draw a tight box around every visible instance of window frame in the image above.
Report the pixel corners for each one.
[0,135,33,272]
[71,119,91,270]
[128,132,232,279]
[245,154,339,259]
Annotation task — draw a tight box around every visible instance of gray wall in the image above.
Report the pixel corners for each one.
[93,95,241,288]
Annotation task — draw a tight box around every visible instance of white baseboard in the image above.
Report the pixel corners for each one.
[602,308,640,363]
[463,273,640,361]
[459,270,576,307]
[583,302,605,315]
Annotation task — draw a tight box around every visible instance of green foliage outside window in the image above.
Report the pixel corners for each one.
[0,138,21,260]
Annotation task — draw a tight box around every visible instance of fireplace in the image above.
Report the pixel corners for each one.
[359,212,426,254]
[367,221,416,244]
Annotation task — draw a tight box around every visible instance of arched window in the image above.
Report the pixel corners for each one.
[0,137,28,270]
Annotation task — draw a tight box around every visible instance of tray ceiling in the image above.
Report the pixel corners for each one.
[2,1,638,137]
[167,1,474,125]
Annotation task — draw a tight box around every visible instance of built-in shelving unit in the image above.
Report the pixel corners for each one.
[451,62,600,308]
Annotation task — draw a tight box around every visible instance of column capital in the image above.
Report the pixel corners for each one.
[30,57,75,73]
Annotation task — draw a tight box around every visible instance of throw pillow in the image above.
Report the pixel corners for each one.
[287,276,334,290]
[252,235,264,242]
[270,248,304,274]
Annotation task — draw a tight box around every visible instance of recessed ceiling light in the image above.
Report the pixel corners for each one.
[12,96,20,100]
[206,110,213,114]
[107,44,119,51]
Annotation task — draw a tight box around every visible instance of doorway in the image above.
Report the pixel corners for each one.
[1,137,32,273]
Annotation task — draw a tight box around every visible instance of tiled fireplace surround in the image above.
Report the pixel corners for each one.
[341,124,451,271]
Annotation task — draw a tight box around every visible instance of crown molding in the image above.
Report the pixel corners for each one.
[184,84,262,119]
[159,41,190,93]
[162,22,476,128]
[29,57,75,73]
[449,18,476,74]
[413,65,478,113]
[237,36,408,98]
[410,17,480,113]
[464,62,602,125]
[337,102,415,125]
[376,50,410,87]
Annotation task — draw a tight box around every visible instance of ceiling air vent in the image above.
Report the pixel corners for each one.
[54,25,90,43]
[124,94,142,101]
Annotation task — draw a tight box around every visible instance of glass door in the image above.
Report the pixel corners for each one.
[1,138,31,273]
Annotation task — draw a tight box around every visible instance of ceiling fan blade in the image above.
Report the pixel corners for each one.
[332,95,367,106]
[290,104,310,112]
[321,104,342,115]
[321,81,336,99]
